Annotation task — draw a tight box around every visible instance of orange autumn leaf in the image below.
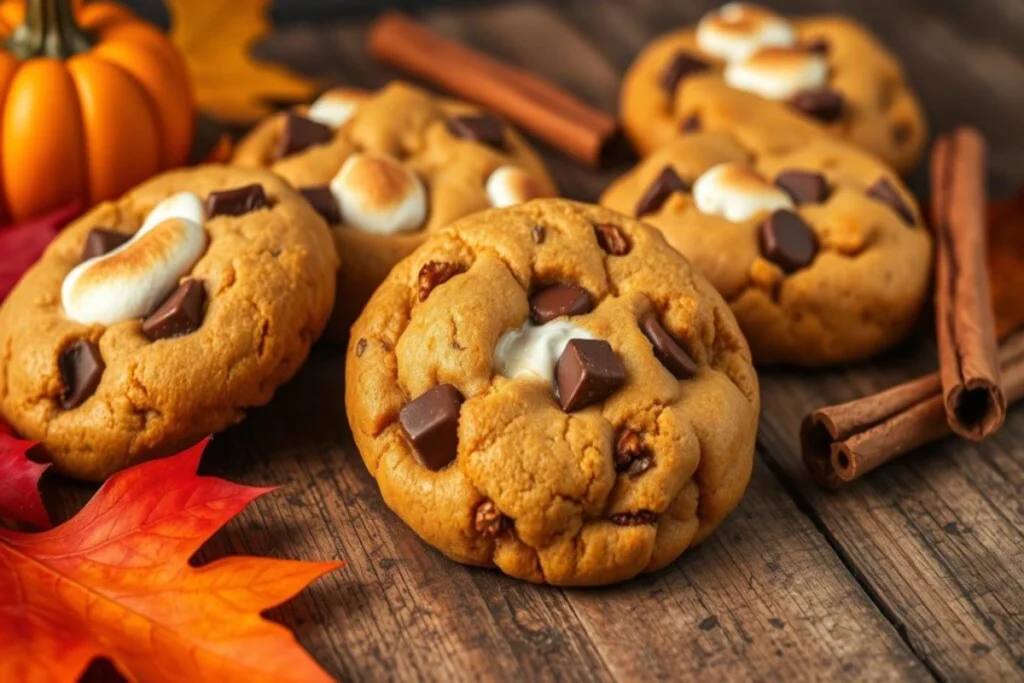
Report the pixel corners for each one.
[166,0,316,123]
[0,438,341,683]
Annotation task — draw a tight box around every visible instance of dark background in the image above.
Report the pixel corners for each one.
[126,0,491,24]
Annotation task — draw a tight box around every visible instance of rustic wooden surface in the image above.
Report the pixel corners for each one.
[49,1,1024,681]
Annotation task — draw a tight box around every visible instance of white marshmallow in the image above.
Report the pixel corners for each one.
[62,192,207,325]
[696,3,796,63]
[494,320,595,387]
[485,166,547,209]
[306,89,364,128]
[725,47,828,100]
[330,153,427,235]
[692,162,793,223]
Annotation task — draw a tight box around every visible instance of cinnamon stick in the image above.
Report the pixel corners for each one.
[368,11,620,167]
[931,128,1006,439]
[802,332,1024,489]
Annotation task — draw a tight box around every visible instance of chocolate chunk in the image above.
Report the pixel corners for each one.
[635,166,688,217]
[474,499,510,537]
[661,51,710,95]
[555,339,627,412]
[298,186,341,224]
[790,88,845,123]
[759,210,818,273]
[532,225,546,244]
[866,177,915,226]
[276,113,333,159]
[142,279,206,341]
[775,170,830,205]
[399,384,464,471]
[594,223,630,255]
[59,339,104,409]
[609,510,658,526]
[206,184,269,218]
[81,228,130,262]
[530,284,593,324]
[447,114,506,150]
[681,114,701,133]
[640,314,697,379]
[805,38,830,54]
[418,261,466,302]
[615,428,653,475]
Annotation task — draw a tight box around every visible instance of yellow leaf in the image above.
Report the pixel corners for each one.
[166,0,317,123]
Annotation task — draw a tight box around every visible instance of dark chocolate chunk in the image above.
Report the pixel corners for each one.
[640,314,697,379]
[205,184,268,218]
[635,166,688,217]
[805,37,830,54]
[609,510,658,526]
[474,499,511,537]
[532,225,546,244]
[866,177,915,226]
[399,384,464,471]
[298,186,341,224]
[661,50,710,95]
[530,284,594,324]
[59,339,104,409]
[276,112,333,159]
[790,88,845,123]
[680,114,701,133]
[555,339,627,412]
[447,114,506,150]
[594,223,630,255]
[142,280,206,341]
[81,229,130,262]
[775,170,830,205]
[615,428,653,475]
[759,210,818,272]
[418,261,466,302]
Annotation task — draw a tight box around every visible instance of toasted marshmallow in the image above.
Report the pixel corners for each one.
[62,192,207,325]
[494,320,595,386]
[486,166,547,208]
[725,47,828,100]
[306,89,364,128]
[692,162,793,222]
[696,3,796,63]
[330,153,427,235]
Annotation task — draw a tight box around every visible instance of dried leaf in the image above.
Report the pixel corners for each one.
[0,422,50,529]
[166,0,317,123]
[987,189,1024,339]
[0,439,341,683]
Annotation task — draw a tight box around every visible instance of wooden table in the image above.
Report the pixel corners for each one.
[53,1,1024,680]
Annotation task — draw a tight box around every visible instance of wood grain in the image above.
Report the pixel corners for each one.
[42,0,1024,680]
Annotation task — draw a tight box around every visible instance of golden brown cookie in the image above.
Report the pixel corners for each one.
[233,81,557,338]
[346,199,759,585]
[620,3,927,174]
[601,129,932,366]
[0,166,338,480]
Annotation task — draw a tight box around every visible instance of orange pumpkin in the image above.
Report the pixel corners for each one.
[0,0,194,223]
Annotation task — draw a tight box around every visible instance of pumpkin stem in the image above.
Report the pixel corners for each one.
[7,0,94,59]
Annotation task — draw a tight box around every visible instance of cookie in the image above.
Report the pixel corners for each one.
[620,3,927,174]
[0,166,338,480]
[601,128,932,366]
[233,81,557,338]
[346,199,759,586]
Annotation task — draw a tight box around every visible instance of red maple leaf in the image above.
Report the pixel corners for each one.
[0,200,83,303]
[0,438,341,682]
[0,421,50,529]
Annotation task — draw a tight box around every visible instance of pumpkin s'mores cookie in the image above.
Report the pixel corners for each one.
[234,81,557,336]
